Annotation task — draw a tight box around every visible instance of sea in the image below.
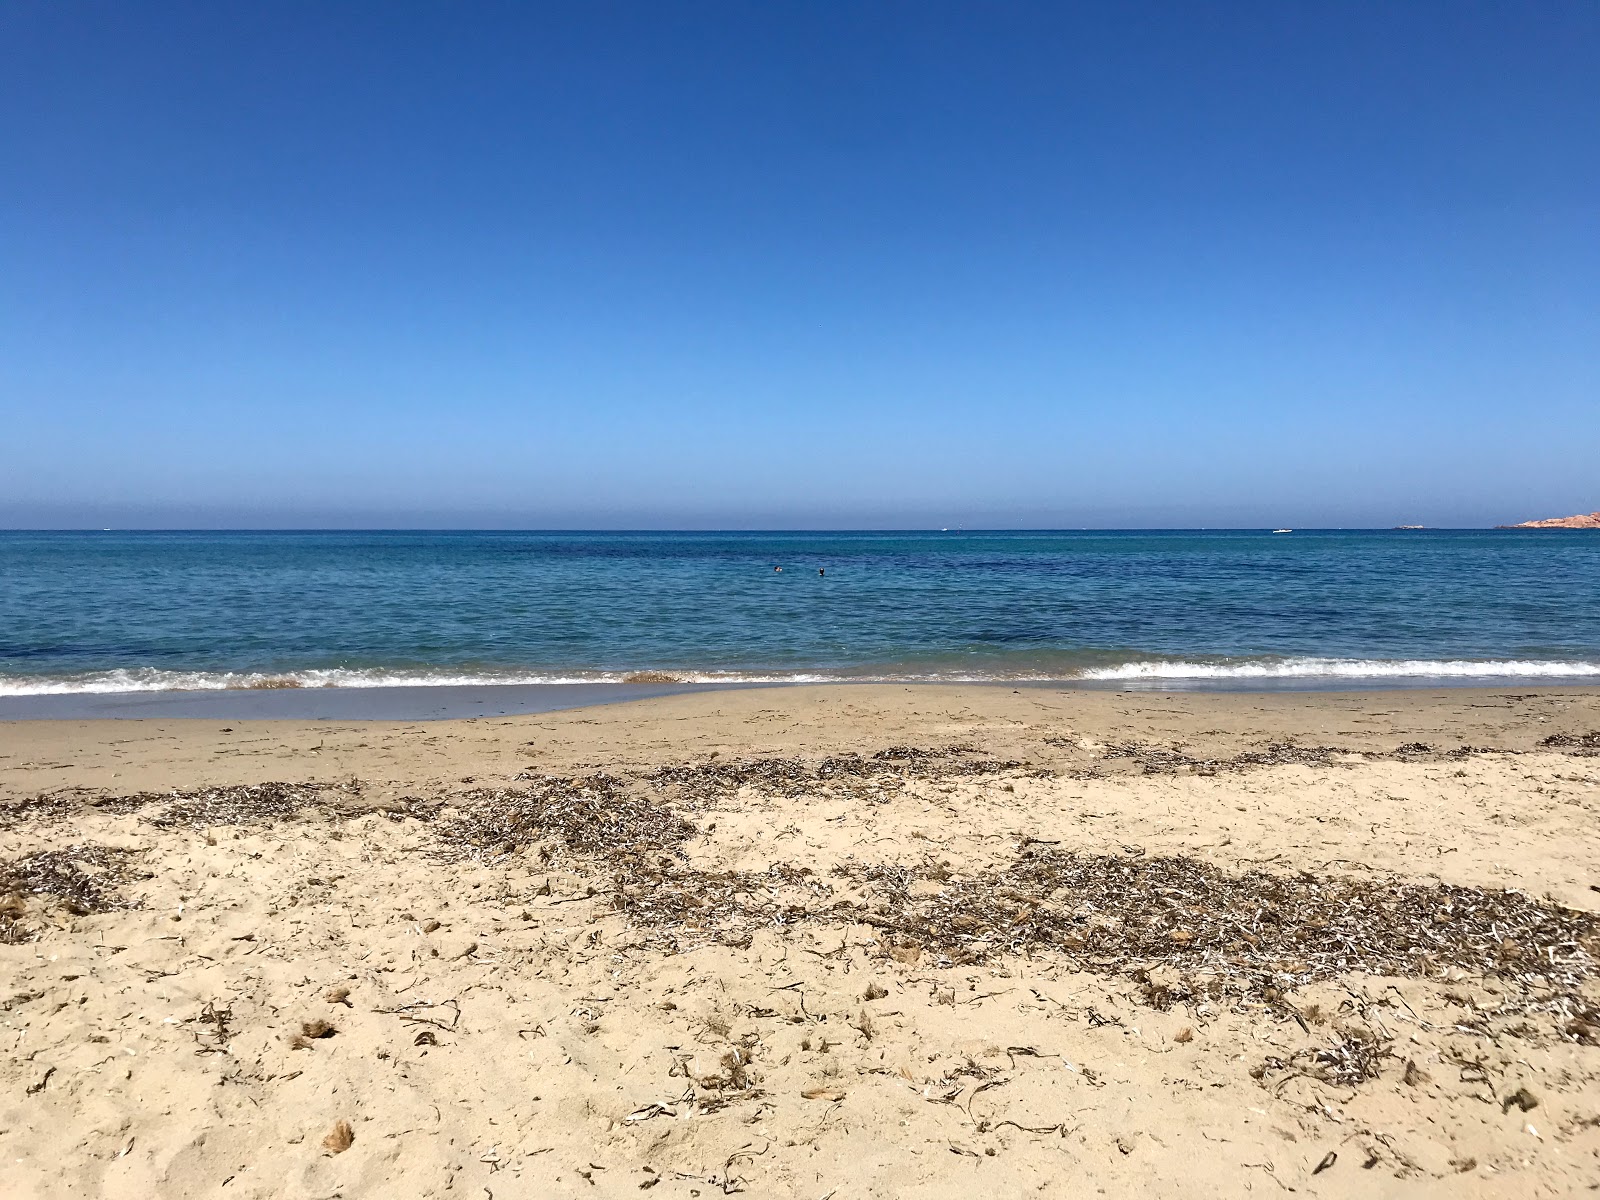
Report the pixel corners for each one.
[2,530,1598,707]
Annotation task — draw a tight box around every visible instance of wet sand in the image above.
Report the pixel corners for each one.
[4,685,1600,1197]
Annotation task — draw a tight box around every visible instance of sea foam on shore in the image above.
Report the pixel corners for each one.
[5,656,1600,696]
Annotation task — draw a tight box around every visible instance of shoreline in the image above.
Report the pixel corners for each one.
[5,683,1600,1196]
[6,675,1600,721]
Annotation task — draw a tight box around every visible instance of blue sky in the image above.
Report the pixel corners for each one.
[2,1,1596,528]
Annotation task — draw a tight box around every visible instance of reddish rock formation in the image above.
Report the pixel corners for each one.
[1497,511,1600,529]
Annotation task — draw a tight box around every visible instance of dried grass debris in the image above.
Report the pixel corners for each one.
[1,793,83,827]
[838,847,1600,1000]
[613,863,831,948]
[189,1000,236,1054]
[1252,1032,1392,1090]
[434,774,694,863]
[1,892,31,945]
[142,781,343,828]
[1097,741,1344,775]
[0,845,140,916]
[1086,738,1525,776]
[1540,732,1600,756]
[644,746,1032,802]
[646,758,814,800]
[322,1120,354,1154]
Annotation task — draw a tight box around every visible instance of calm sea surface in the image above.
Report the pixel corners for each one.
[2,529,1598,694]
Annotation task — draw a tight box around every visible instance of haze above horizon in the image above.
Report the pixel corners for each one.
[3,2,1596,530]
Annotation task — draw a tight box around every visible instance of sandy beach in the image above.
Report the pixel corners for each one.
[5,684,1600,1198]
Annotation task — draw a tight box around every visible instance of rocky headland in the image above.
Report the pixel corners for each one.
[1498,510,1600,529]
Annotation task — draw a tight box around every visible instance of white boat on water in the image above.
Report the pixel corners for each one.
[1272,528,1292,534]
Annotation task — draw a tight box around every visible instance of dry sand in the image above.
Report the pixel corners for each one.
[4,684,1600,1198]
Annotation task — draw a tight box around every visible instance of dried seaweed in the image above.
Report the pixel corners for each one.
[872,744,978,761]
[189,1000,236,1054]
[143,781,342,828]
[96,795,160,816]
[1,788,151,826]
[1541,732,1600,756]
[433,774,695,863]
[842,847,1600,994]
[0,794,81,827]
[425,748,1600,1020]
[598,840,1600,1020]
[1231,743,1343,769]
[0,845,140,915]
[1085,738,1530,776]
[1098,741,1343,775]
[1255,1033,1392,1089]
[644,746,1030,803]
[646,758,815,801]
[613,863,833,945]
[0,891,29,944]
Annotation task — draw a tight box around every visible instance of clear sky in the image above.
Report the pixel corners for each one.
[3,1,1596,528]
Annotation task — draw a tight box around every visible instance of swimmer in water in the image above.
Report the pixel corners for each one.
[774,566,782,572]
[819,569,825,576]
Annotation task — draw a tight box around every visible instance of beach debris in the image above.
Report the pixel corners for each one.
[322,1120,354,1154]
[1074,737,1530,776]
[1173,1027,1194,1043]
[1313,1151,1337,1174]
[1254,1033,1391,1089]
[1,791,101,827]
[190,1000,235,1054]
[644,746,1029,804]
[415,754,1600,1023]
[0,895,28,944]
[802,1088,845,1102]
[142,743,1593,1031]
[887,941,923,965]
[376,998,461,1036]
[1094,740,1345,776]
[301,1019,337,1039]
[0,845,140,917]
[1540,732,1600,756]
[433,774,694,863]
[625,1103,676,1122]
[833,844,1600,1006]
[141,781,348,828]
[325,985,353,1006]
[1503,1086,1540,1113]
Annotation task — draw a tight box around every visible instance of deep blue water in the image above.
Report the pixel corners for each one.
[1,529,1598,693]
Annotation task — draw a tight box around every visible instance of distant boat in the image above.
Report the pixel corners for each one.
[1394,525,1425,530]
[1271,528,1292,534]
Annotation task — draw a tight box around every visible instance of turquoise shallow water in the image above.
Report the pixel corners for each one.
[1,529,1598,694]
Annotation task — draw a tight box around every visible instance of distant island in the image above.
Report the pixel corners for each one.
[1496,511,1600,529]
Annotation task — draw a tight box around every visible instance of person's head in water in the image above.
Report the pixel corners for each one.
[819,569,825,576]
[773,566,782,572]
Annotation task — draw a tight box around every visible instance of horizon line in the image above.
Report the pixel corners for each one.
[0,526,1566,535]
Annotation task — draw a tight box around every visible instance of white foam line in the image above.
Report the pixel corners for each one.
[4,658,1600,696]
[0,667,840,695]
[1080,658,1600,680]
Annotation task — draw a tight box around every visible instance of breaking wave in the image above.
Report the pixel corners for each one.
[0,667,854,695]
[3,656,1600,695]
